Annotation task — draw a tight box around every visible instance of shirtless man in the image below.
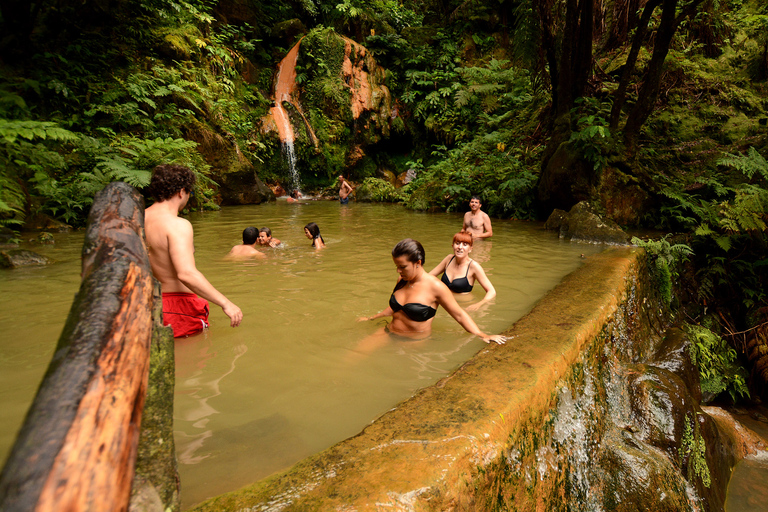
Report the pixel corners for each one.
[338,175,353,205]
[226,227,266,259]
[144,164,243,338]
[257,227,281,247]
[462,195,493,239]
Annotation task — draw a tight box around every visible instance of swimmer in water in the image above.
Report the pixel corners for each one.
[358,238,505,344]
[226,227,267,260]
[304,222,325,249]
[429,231,495,312]
[257,227,281,248]
[463,195,492,239]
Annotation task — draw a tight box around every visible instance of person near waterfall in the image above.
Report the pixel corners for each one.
[338,175,353,205]
[463,195,493,239]
[226,227,266,260]
[144,163,243,338]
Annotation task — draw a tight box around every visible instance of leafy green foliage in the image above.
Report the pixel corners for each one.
[651,147,768,313]
[568,97,613,172]
[632,235,694,304]
[685,323,749,402]
[358,177,401,202]
[678,413,711,488]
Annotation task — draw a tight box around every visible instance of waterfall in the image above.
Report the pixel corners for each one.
[269,40,318,195]
[282,139,300,194]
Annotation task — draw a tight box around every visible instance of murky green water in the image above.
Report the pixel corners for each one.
[1,201,606,509]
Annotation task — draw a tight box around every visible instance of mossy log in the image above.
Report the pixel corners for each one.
[0,182,154,512]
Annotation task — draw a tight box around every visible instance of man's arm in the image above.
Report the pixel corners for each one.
[462,212,471,231]
[341,181,353,194]
[476,213,493,238]
[168,219,243,326]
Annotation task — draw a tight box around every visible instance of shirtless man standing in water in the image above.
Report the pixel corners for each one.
[145,163,243,337]
[463,195,493,239]
[338,175,353,205]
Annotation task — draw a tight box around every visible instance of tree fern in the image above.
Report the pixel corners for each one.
[718,147,768,181]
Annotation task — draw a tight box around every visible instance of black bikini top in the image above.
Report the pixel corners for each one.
[441,256,474,293]
[389,279,437,322]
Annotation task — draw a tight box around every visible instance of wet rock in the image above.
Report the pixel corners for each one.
[537,140,595,212]
[545,201,630,244]
[378,169,396,185]
[37,232,55,245]
[217,170,275,205]
[594,429,697,511]
[0,226,18,247]
[0,249,52,268]
[186,124,273,205]
[543,208,567,231]
[651,327,702,402]
[599,166,652,227]
[22,212,72,232]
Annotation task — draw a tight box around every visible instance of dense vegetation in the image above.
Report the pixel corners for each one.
[0,0,766,400]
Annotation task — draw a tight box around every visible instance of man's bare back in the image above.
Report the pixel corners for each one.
[145,164,242,332]
[226,245,266,259]
[226,227,266,260]
[462,197,492,239]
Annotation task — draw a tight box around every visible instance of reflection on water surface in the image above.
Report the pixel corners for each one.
[1,201,604,509]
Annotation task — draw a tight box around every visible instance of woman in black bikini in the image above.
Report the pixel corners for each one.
[358,238,505,344]
[429,231,496,312]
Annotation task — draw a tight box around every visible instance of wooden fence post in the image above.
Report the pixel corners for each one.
[0,182,154,512]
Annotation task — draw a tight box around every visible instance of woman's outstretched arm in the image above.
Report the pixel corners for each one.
[435,280,505,344]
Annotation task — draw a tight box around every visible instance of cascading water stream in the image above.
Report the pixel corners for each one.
[270,43,301,194]
[269,40,318,195]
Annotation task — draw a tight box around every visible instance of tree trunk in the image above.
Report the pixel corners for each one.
[609,0,662,130]
[0,182,153,512]
[622,0,704,153]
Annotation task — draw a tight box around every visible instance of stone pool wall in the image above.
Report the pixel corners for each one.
[190,247,739,511]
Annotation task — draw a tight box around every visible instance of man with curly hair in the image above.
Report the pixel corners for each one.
[145,164,243,337]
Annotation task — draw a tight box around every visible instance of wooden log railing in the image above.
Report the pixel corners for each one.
[0,182,154,512]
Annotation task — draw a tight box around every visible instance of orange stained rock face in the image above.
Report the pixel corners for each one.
[342,39,373,120]
[270,42,301,143]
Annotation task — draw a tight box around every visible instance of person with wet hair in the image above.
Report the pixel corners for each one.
[257,227,281,248]
[226,227,266,260]
[145,164,243,338]
[463,195,492,239]
[358,238,505,345]
[304,222,325,249]
[429,231,496,312]
[338,175,353,205]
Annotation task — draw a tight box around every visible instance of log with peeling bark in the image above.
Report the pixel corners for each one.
[0,181,154,512]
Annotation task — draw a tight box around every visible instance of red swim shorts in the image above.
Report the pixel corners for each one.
[162,292,210,338]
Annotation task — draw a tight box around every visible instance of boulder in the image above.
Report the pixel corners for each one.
[217,170,275,206]
[0,226,18,247]
[186,123,274,205]
[23,213,72,232]
[545,201,630,244]
[37,232,55,245]
[0,249,52,268]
